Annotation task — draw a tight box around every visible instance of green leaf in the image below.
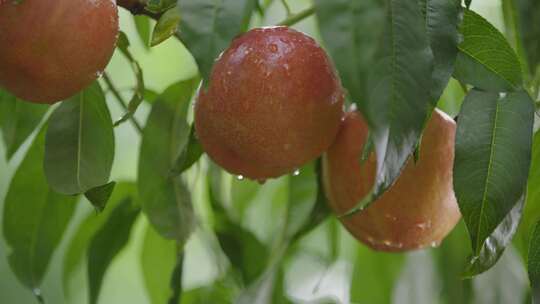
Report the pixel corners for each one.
[167,251,184,304]
[328,218,340,261]
[453,89,534,275]
[134,15,152,48]
[87,198,140,304]
[254,1,265,16]
[516,0,540,74]
[236,269,279,304]
[138,80,197,241]
[231,166,320,301]
[44,82,115,195]
[215,219,269,285]
[170,125,203,176]
[270,268,292,304]
[116,31,131,53]
[183,280,238,304]
[84,181,117,212]
[472,247,528,304]
[514,131,540,259]
[464,197,524,277]
[140,224,177,304]
[151,7,181,47]
[207,162,227,216]
[314,0,385,103]
[433,221,474,304]
[144,88,160,104]
[420,0,462,101]
[229,177,261,220]
[437,78,466,118]
[62,183,137,297]
[453,10,523,92]
[3,127,77,296]
[350,246,405,303]
[501,0,529,81]
[147,0,177,13]
[528,220,540,302]
[114,32,146,128]
[207,163,268,286]
[0,89,48,159]
[177,0,256,81]
[284,163,317,239]
[345,0,434,213]
[290,160,330,243]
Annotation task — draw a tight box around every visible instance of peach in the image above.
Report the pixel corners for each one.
[323,109,461,252]
[195,26,344,180]
[0,0,119,103]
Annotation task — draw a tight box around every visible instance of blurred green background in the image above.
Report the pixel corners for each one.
[0,1,530,303]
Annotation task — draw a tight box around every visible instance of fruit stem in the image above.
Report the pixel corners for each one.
[102,73,144,135]
[277,6,316,26]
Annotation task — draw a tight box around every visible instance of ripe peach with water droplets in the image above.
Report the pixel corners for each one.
[323,109,461,252]
[0,0,119,103]
[195,26,344,180]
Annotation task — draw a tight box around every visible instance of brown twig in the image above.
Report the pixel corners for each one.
[102,73,144,134]
[117,0,316,27]
[117,0,161,20]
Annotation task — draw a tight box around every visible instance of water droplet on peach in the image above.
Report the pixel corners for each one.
[415,221,432,230]
[384,214,397,221]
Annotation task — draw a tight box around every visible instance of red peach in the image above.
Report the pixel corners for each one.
[195,26,344,180]
[323,109,461,252]
[0,0,119,103]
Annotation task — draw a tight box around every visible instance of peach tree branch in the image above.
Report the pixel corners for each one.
[117,0,316,26]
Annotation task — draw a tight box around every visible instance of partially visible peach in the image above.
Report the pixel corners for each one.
[195,26,344,180]
[323,109,461,252]
[0,0,119,103]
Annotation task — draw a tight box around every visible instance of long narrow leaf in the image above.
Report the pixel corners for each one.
[3,127,77,299]
[44,82,115,195]
[454,89,533,275]
[138,80,197,241]
[346,0,434,213]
